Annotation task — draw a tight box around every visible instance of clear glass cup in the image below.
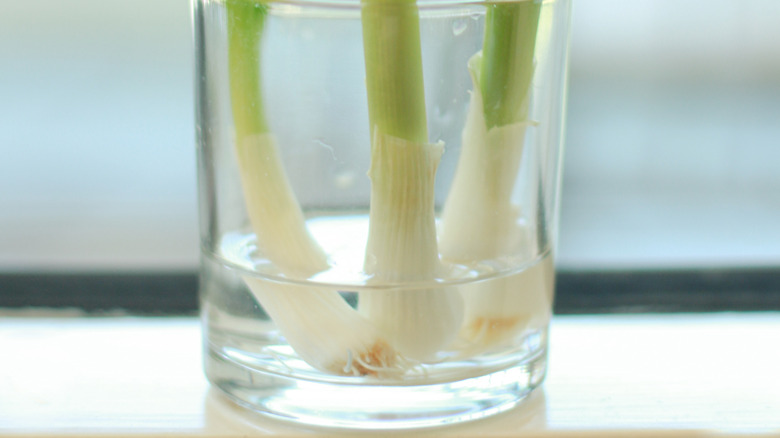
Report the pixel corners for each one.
[194,0,571,429]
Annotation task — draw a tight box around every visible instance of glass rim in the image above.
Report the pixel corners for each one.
[216,0,554,13]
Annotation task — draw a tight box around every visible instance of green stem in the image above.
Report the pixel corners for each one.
[439,1,543,262]
[224,0,406,377]
[361,0,434,276]
[227,0,270,136]
[360,0,436,278]
[480,1,541,129]
[226,0,327,275]
[361,0,428,143]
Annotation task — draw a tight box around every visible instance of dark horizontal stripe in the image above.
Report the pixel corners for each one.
[0,268,778,314]
[0,273,198,314]
[554,268,780,314]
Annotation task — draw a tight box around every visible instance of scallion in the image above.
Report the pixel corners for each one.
[439,0,548,347]
[227,0,403,376]
[359,0,464,362]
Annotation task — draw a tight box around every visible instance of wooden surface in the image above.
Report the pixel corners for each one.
[1,313,779,437]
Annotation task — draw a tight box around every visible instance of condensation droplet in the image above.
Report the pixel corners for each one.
[452,19,468,36]
[334,170,356,189]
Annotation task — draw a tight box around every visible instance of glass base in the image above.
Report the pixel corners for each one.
[205,346,547,430]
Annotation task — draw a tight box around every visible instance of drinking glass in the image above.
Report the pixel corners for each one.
[194,0,571,428]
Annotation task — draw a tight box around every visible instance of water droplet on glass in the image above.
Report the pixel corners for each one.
[334,170,355,189]
[452,19,468,36]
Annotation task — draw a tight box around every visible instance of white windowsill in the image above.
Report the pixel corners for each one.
[1,313,778,437]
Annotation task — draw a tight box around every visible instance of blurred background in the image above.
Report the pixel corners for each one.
[1,0,779,278]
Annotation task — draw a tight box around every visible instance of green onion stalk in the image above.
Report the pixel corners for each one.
[226,0,404,377]
[358,0,464,362]
[439,0,553,348]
